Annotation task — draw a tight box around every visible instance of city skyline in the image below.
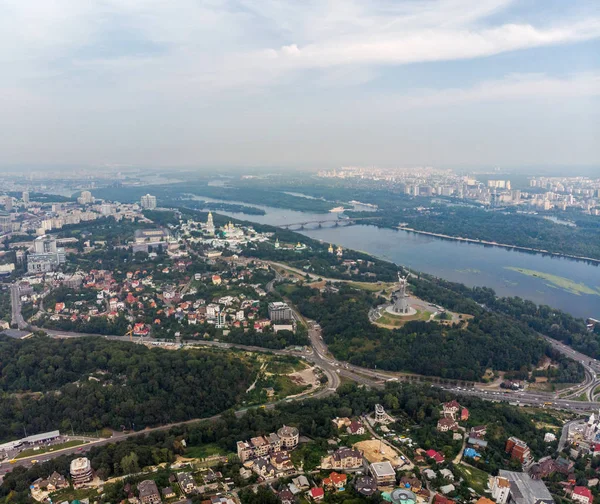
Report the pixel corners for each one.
[0,0,598,168]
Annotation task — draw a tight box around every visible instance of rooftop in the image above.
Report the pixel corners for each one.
[370,461,396,478]
[498,470,553,504]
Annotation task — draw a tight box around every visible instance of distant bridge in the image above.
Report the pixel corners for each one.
[279,216,381,229]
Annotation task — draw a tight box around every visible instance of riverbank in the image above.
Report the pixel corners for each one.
[397,226,600,265]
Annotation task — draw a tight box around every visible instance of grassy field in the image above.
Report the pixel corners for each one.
[376,310,431,328]
[347,281,396,292]
[455,463,490,495]
[505,267,600,296]
[16,440,86,459]
[185,443,227,459]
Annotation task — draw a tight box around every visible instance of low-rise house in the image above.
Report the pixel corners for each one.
[572,486,593,504]
[555,456,575,475]
[437,418,458,432]
[439,484,455,495]
[161,488,175,499]
[292,475,310,490]
[399,476,421,492]
[470,425,487,438]
[347,420,365,435]
[425,449,445,464]
[468,437,488,449]
[423,469,437,480]
[442,400,461,419]
[138,480,161,504]
[322,472,347,490]
[278,488,295,504]
[253,457,275,478]
[271,452,294,472]
[176,472,196,494]
[47,471,69,491]
[440,469,454,481]
[308,487,324,501]
[355,476,377,497]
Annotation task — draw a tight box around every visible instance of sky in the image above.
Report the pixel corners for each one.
[0,0,599,169]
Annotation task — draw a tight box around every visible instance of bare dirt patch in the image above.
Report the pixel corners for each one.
[354,439,402,465]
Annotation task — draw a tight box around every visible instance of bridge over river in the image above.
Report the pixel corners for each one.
[279,216,381,229]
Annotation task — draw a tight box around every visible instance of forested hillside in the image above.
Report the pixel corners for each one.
[411,275,600,360]
[285,284,583,382]
[0,336,254,441]
[0,382,557,503]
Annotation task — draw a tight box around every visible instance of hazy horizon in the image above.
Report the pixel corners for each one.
[1,0,599,168]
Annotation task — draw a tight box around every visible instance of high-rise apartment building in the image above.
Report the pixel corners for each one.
[140,194,157,210]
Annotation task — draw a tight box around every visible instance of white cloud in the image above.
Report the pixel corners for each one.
[0,0,598,92]
[390,72,600,109]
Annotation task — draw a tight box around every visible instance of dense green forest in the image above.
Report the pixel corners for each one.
[0,381,558,503]
[411,275,600,360]
[0,336,254,441]
[0,288,11,324]
[93,182,337,213]
[221,325,310,349]
[283,283,583,382]
[243,238,399,282]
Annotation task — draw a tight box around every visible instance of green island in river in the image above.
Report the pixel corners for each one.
[505,266,600,296]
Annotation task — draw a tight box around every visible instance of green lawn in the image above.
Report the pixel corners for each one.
[185,443,227,459]
[16,440,86,459]
[377,310,431,327]
[455,463,490,495]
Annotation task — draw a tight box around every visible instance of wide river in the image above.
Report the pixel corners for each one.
[193,197,600,320]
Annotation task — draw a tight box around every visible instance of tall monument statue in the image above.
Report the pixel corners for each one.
[393,272,410,314]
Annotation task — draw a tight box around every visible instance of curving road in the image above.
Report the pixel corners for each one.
[5,277,600,478]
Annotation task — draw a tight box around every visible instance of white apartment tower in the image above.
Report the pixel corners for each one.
[140,194,157,210]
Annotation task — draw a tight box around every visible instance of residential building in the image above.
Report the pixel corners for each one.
[278,425,299,449]
[354,476,377,497]
[375,404,387,422]
[77,191,93,205]
[308,487,324,501]
[46,471,69,491]
[369,461,396,486]
[572,486,593,504]
[268,301,293,322]
[138,480,161,504]
[323,472,347,490]
[141,194,157,210]
[70,457,93,487]
[236,428,295,462]
[347,420,365,435]
[176,472,196,494]
[505,437,532,466]
[442,400,461,419]
[321,448,363,470]
[161,487,175,499]
[496,470,553,504]
[27,235,66,273]
[437,418,458,432]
